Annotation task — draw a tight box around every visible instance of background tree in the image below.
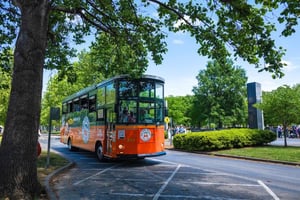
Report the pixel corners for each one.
[41,37,145,127]
[0,49,13,125]
[166,95,193,127]
[255,85,300,147]
[0,0,299,198]
[192,59,248,129]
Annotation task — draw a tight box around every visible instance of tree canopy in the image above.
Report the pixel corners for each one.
[165,95,194,127]
[1,0,299,198]
[0,49,13,125]
[192,59,248,128]
[255,85,300,146]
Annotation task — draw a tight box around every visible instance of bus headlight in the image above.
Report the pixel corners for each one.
[118,144,124,150]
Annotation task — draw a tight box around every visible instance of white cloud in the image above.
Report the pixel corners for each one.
[174,15,201,28]
[282,60,298,72]
[173,39,184,44]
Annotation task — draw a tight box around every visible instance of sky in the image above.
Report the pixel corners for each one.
[43,11,300,97]
[145,29,300,97]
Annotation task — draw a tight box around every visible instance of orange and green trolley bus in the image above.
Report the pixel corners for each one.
[60,74,167,161]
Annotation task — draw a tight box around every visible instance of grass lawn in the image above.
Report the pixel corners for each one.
[215,145,300,163]
[37,151,69,183]
[37,151,69,199]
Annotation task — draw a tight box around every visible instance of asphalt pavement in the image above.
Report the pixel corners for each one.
[40,135,300,200]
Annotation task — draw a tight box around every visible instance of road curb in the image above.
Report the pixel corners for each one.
[44,149,76,200]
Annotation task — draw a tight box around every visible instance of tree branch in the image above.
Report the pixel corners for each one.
[51,5,113,34]
[148,0,193,27]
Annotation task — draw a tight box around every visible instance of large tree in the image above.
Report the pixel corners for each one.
[0,0,299,198]
[255,85,300,147]
[192,59,248,128]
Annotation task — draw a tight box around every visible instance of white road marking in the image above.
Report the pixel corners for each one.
[258,180,280,200]
[152,164,181,200]
[73,163,122,186]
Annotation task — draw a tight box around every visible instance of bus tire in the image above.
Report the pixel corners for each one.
[96,144,105,161]
[67,138,76,151]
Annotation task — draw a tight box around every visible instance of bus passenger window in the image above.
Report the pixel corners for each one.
[73,99,80,111]
[139,82,154,98]
[62,103,67,114]
[118,100,137,123]
[80,96,88,110]
[97,87,105,107]
[156,102,163,122]
[89,96,96,112]
[139,102,155,123]
[119,80,137,97]
[67,101,72,113]
[156,83,163,99]
[128,111,136,123]
[106,83,116,104]
[120,108,129,123]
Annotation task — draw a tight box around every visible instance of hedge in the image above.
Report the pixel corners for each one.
[172,128,276,151]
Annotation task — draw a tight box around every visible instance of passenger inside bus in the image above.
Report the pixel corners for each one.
[128,111,136,123]
[140,109,152,123]
[121,108,129,122]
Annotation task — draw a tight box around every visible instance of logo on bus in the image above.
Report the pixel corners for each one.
[82,116,90,144]
[140,129,151,142]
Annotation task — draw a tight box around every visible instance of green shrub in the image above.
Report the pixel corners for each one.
[172,128,276,151]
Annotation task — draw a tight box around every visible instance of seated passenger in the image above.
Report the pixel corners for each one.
[128,111,136,123]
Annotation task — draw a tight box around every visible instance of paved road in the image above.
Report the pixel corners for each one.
[40,135,300,200]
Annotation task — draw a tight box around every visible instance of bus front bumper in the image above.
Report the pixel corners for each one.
[116,151,166,159]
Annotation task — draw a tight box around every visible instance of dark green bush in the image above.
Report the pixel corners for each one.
[172,128,276,151]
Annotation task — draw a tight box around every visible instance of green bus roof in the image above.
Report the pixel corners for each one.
[62,74,165,103]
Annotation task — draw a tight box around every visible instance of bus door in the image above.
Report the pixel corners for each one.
[105,107,116,156]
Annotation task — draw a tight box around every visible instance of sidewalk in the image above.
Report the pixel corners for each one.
[269,137,300,147]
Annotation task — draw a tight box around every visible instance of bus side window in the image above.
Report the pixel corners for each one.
[73,99,80,111]
[80,96,88,110]
[62,103,67,114]
[67,101,72,113]
[89,95,96,112]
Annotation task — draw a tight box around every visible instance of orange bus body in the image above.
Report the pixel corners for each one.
[60,75,167,161]
[60,124,165,159]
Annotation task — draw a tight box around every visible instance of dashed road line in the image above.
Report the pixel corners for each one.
[153,164,181,200]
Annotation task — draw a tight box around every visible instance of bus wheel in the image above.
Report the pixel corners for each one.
[68,139,76,151]
[96,144,104,161]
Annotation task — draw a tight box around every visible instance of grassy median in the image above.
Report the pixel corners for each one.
[37,151,69,182]
[214,146,300,163]
[37,151,69,199]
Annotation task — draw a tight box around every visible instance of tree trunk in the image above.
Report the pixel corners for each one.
[283,124,288,147]
[0,1,49,199]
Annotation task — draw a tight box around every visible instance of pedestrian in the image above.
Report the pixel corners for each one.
[277,125,282,138]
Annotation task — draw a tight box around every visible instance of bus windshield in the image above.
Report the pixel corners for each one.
[118,79,164,124]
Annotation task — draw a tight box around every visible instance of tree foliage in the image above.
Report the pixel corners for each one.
[0,0,299,198]
[192,59,248,128]
[166,95,194,127]
[255,85,300,146]
[0,49,13,125]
